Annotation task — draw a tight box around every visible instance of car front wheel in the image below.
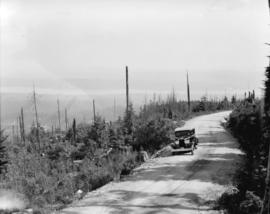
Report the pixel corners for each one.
[191,146,194,155]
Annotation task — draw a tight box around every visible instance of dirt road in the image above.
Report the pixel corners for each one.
[61,111,243,214]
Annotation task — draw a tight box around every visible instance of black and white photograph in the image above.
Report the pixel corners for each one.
[0,0,270,213]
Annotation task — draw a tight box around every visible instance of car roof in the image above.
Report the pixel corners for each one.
[174,127,194,132]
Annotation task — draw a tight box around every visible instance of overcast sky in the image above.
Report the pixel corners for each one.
[1,0,270,99]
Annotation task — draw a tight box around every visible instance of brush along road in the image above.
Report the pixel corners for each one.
[61,111,243,214]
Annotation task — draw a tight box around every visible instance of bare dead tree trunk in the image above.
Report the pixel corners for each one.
[16,117,20,143]
[172,87,176,106]
[126,66,129,113]
[20,107,25,143]
[114,97,116,121]
[33,85,40,153]
[57,99,61,132]
[187,72,191,112]
[12,125,15,144]
[72,118,76,143]
[19,115,22,142]
[65,108,68,132]
[18,108,26,178]
[93,99,96,122]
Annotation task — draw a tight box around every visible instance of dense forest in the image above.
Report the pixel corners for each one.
[0,92,232,213]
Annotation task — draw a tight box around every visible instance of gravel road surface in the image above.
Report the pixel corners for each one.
[61,111,243,214]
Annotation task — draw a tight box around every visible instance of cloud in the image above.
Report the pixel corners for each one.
[1,0,269,99]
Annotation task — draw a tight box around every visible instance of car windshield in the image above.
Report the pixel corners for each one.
[175,130,190,138]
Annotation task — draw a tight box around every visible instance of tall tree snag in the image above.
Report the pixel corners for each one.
[187,72,191,112]
[126,66,129,113]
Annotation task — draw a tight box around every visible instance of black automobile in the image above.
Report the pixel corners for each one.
[171,127,199,155]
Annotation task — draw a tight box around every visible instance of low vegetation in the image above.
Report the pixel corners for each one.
[219,99,266,214]
[0,94,232,213]
[220,68,270,213]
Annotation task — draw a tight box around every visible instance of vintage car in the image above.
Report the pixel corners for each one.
[171,127,199,155]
